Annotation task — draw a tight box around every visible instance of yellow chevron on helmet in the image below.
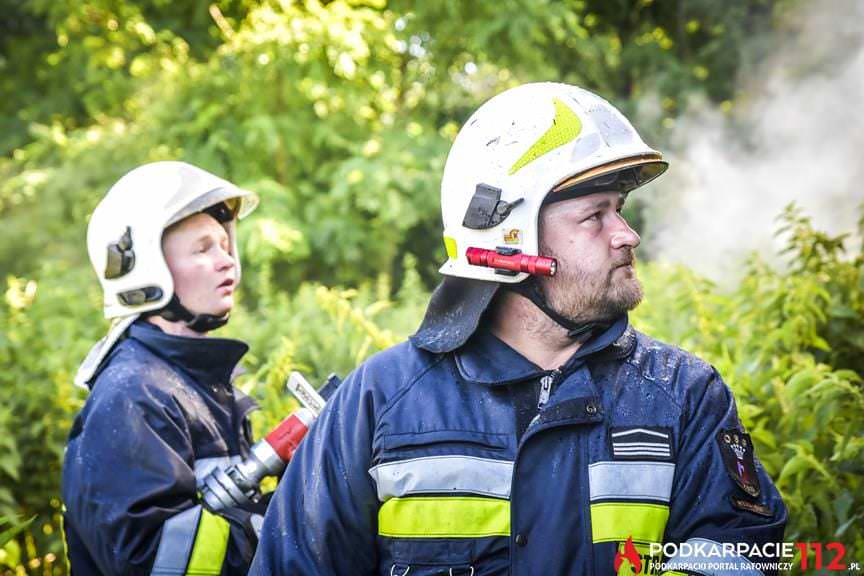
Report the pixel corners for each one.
[508,97,583,175]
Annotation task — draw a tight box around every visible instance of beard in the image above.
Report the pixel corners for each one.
[538,242,644,324]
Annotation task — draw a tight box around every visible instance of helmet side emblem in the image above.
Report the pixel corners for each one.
[508,97,582,175]
[503,229,522,244]
[104,226,136,279]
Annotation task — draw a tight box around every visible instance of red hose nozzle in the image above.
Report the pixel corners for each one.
[466,247,557,276]
[264,408,315,462]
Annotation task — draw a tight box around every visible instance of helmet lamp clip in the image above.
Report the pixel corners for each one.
[104,226,136,280]
[462,183,524,230]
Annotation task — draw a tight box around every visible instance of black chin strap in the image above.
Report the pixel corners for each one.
[507,278,604,340]
[154,295,230,333]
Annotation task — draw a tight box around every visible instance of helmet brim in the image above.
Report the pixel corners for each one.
[166,186,259,228]
[546,154,668,203]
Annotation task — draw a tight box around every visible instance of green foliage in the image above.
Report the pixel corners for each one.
[396,0,789,124]
[225,255,427,435]
[0,0,256,153]
[2,0,454,290]
[1,0,797,287]
[0,267,101,572]
[0,515,37,572]
[0,516,36,550]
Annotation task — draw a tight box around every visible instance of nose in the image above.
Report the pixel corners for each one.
[610,214,641,250]
[216,246,235,271]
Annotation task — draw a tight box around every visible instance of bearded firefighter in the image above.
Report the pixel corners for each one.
[251,83,786,575]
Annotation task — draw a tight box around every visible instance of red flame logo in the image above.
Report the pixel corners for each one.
[613,536,642,574]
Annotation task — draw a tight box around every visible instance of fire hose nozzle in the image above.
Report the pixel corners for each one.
[264,408,315,463]
[466,247,557,277]
[199,371,339,513]
[200,408,315,511]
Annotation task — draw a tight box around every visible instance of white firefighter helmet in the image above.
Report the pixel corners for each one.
[438,82,667,283]
[75,161,258,387]
[413,82,667,353]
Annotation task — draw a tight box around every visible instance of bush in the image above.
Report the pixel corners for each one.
[633,204,864,565]
[0,266,101,573]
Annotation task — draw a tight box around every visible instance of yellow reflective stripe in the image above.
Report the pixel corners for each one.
[185,508,230,575]
[590,502,669,543]
[660,572,688,576]
[508,97,583,175]
[444,236,458,259]
[378,497,510,538]
[60,509,71,574]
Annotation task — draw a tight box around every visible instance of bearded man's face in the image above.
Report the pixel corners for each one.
[537,191,643,324]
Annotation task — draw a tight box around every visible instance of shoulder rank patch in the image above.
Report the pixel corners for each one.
[609,426,674,461]
[716,429,761,498]
[730,496,773,518]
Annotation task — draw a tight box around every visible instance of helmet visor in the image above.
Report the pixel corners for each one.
[166,187,259,227]
[545,155,668,205]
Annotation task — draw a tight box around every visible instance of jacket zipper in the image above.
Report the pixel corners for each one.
[537,369,561,409]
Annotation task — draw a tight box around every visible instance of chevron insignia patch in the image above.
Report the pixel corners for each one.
[609,426,675,462]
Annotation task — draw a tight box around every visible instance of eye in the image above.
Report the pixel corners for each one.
[585,211,602,222]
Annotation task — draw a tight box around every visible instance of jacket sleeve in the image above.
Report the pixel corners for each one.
[249,364,380,575]
[62,375,258,576]
[662,368,787,576]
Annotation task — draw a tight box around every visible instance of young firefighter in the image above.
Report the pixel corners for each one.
[251,83,787,575]
[63,161,264,575]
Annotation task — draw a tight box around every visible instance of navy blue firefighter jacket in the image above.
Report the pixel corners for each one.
[63,321,262,575]
[251,315,786,576]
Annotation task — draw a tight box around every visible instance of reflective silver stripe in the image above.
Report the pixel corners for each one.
[613,448,672,457]
[250,514,264,538]
[588,461,675,502]
[151,506,201,575]
[194,455,242,488]
[666,538,763,576]
[369,455,514,501]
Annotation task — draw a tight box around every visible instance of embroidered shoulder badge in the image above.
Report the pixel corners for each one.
[716,428,761,498]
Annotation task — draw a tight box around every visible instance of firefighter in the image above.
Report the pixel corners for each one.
[63,161,263,575]
[251,83,787,575]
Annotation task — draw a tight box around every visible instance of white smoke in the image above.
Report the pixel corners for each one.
[642,0,864,281]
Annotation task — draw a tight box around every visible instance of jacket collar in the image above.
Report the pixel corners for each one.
[455,315,631,385]
[128,321,249,388]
